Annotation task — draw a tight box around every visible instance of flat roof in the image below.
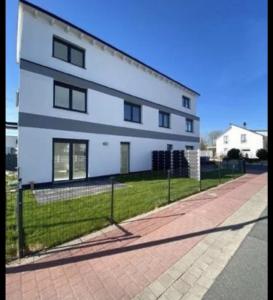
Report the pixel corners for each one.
[20,0,200,96]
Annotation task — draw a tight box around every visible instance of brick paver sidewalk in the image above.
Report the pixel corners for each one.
[6,172,267,300]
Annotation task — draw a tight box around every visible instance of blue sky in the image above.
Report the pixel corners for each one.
[6,0,267,137]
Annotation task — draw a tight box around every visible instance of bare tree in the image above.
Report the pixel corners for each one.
[200,137,208,150]
[207,130,223,146]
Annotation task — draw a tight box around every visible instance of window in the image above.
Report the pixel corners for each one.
[224,135,228,144]
[167,144,173,151]
[53,37,85,68]
[54,82,87,113]
[182,96,191,109]
[186,119,194,132]
[241,134,247,143]
[53,139,88,182]
[124,102,141,123]
[186,145,194,150]
[159,111,170,128]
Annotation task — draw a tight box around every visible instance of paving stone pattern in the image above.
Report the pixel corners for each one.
[135,185,267,299]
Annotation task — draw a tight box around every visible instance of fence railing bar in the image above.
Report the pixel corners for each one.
[7,157,255,262]
[16,183,24,258]
[110,176,115,224]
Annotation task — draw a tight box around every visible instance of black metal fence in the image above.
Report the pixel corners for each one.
[6,160,246,262]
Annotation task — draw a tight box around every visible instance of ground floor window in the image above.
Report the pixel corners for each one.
[167,144,173,151]
[53,138,88,182]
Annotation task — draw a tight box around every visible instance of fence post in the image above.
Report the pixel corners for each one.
[16,178,24,258]
[218,162,221,184]
[110,177,115,223]
[199,171,202,191]
[232,163,235,179]
[167,169,171,203]
[242,159,246,174]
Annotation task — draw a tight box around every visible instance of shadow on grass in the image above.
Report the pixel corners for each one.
[15,213,185,258]
[6,215,267,274]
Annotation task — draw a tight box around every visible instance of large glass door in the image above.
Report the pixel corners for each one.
[72,143,87,179]
[53,139,88,182]
[54,142,70,181]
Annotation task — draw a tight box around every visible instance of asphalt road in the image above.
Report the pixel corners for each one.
[203,207,268,300]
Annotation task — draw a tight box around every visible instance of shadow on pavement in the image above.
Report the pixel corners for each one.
[6,215,267,274]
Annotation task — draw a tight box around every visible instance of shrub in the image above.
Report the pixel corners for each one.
[227,148,241,160]
[256,149,268,160]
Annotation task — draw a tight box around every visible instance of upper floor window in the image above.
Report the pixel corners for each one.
[124,101,141,123]
[159,111,170,128]
[182,96,191,109]
[54,81,87,113]
[241,134,247,143]
[224,135,228,144]
[53,36,85,68]
[186,118,194,132]
[185,145,194,150]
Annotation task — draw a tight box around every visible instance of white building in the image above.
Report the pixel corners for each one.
[16,0,200,186]
[6,135,18,154]
[216,124,267,159]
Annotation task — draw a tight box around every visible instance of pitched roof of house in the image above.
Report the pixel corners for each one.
[19,0,200,96]
[216,123,267,140]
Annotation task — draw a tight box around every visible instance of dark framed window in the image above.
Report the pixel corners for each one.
[186,118,194,132]
[53,138,88,182]
[53,36,85,68]
[159,111,170,128]
[124,101,141,123]
[185,145,194,150]
[224,135,228,144]
[54,81,87,113]
[167,144,173,151]
[183,96,191,109]
[241,134,247,143]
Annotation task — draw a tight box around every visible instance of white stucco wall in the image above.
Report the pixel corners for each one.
[19,70,200,137]
[216,125,264,158]
[18,4,198,114]
[17,2,200,185]
[18,127,198,185]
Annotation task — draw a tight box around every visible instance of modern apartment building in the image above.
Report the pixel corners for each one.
[16,0,200,186]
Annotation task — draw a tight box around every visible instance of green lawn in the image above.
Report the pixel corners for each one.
[5,168,243,262]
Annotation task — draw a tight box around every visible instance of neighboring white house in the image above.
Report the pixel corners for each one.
[216,124,267,159]
[6,135,18,154]
[16,0,200,186]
